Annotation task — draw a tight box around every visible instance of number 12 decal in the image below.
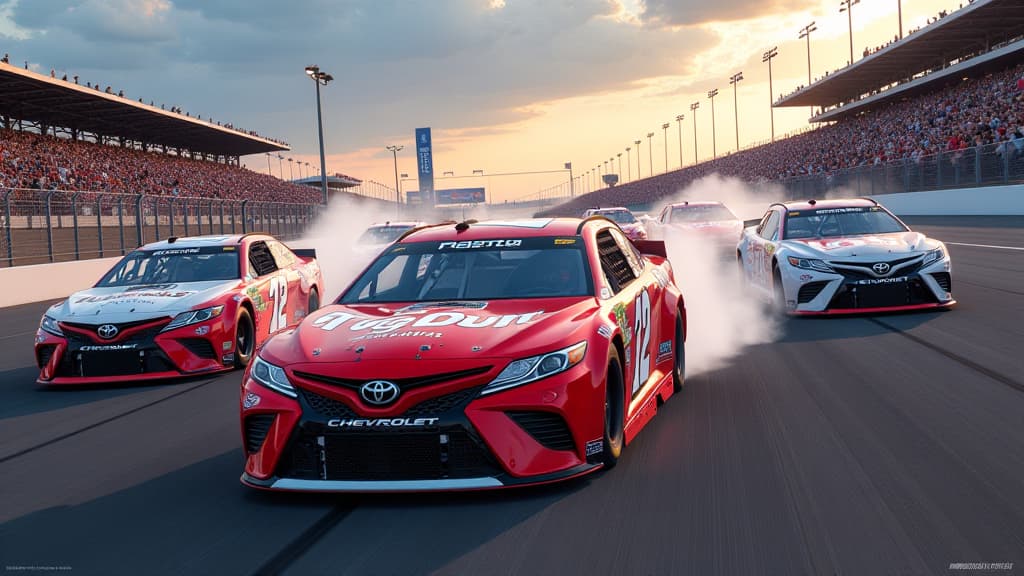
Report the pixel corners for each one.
[268,276,288,332]
[632,288,651,395]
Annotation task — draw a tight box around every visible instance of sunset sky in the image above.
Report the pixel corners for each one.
[0,0,967,202]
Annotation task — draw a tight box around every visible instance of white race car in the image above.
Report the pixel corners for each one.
[355,221,427,255]
[737,198,954,315]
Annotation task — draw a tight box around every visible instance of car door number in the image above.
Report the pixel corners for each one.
[632,289,652,395]
[268,276,288,332]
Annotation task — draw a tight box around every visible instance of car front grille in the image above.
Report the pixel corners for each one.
[797,281,830,304]
[178,338,217,359]
[828,277,937,309]
[244,414,276,454]
[36,345,57,369]
[506,410,576,452]
[931,272,952,292]
[298,385,484,420]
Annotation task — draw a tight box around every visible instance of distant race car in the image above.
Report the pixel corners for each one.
[581,207,648,241]
[737,198,954,314]
[35,234,324,384]
[240,217,686,492]
[654,201,743,250]
[356,221,428,253]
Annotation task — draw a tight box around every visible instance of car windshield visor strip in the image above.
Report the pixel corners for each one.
[96,246,240,287]
[783,206,907,240]
[340,237,593,304]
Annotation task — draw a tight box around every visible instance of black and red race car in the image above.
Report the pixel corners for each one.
[240,217,687,492]
[35,234,323,384]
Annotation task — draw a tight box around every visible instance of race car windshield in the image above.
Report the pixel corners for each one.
[340,237,593,303]
[783,206,908,239]
[671,205,737,222]
[96,247,240,287]
[358,226,414,245]
[597,211,636,224]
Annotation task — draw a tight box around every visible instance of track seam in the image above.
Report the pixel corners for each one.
[867,318,1024,395]
[0,379,216,464]
[251,504,354,576]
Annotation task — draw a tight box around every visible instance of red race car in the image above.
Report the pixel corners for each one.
[240,217,686,492]
[35,234,323,384]
[654,201,744,253]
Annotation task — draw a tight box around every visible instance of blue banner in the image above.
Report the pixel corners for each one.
[436,188,486,205]
[415,127,434,207]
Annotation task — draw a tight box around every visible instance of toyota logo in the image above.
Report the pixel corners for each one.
[872,262,891,275]
[96,324,119,339]
[360,380,400,406]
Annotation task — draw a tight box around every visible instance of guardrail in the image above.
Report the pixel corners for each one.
[0,189,322,267]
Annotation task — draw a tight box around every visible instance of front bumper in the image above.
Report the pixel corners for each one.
[781,256,954,315]
[35,317,237,384]
[240,359,607,492]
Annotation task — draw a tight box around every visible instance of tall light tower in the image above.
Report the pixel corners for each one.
[762,47,778,142]
[675,114,685,168]
[689,102,699,164]
[616,153,622,179]
[304,65,333,204]
[646,132,654,177]
[839,0,860,66]
[707,89,719,159]
[799,22,817,86]
[729,72,744,152]
[625,146,632,182]
[287,157,294,180]
[661,123,670,173]
[386,144,403,214]
[634,140,641,180]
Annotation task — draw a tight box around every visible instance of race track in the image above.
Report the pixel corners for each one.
[1,217,1022,576]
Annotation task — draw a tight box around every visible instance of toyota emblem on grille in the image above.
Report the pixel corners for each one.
[97,324,119,339]
[360,380,400,405]
[872,262,891,275]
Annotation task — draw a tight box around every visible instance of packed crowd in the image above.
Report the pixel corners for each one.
[0,128,324,204]
[546,62,1024,214]
[1,53,287,146]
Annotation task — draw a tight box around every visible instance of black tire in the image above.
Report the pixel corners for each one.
[772,264,786,314]
[234,307,255,369]
[602,346,626,469]
[307,287,320,315]
[672,313,686,393]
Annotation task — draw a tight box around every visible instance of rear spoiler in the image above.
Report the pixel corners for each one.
[743,218,762,229]
[292,248,317,261]
[632,239,667,259]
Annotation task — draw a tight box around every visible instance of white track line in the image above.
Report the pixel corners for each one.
[946,242,1024,251]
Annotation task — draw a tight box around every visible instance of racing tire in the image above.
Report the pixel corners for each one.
[602,347,626,469]
[308,288,320,315]
[772,265,786,314]
[672,313,686,393]
[234,308,255,369]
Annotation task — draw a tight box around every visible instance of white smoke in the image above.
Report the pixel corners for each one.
[653,174,782,376]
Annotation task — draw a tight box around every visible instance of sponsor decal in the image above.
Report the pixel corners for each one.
[438,239,523,250]
[656,340,673,362]
[624,346,632,367]
[799,274,813,281]
[245,285,269,312]
[313,310,544,333]
[812,207,865,215]
[471,345,483,352]
[222,353,235,364]
[806,236,901,251]
[124,284,177,292]
[600,287,612,300]
[612,303,631,345]
[327,417,440,428]
[554,238,577,245]
[243,392,261,409]
[352,330,443,342]
[597,325,612,339]
[312,348,322,356]
[79,344,138,351]
[195,326,210,336]
[765,244,775,255]
[151,248,201,256]
[222,341,233,351]
[855,276,907,285]
[223,246,236,251]
[74,290,193,304]
[585,438,604,457]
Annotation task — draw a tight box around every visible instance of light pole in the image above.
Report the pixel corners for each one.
[616,153,622,180]
[897,0,903,39]
[661,123,670,173]
[265,153,272,176]
[675,114,685,168]
[707,89,719,159]
[287,157,294,181]
[763,47,778,142]
[633,141,641,180]
[277,154,284,179]
[690,102,699,164]
[799,22,817,86]
[729,72,743,152]
[305,65,333,205]
[386,144,403,214]
[646,132,654,177]
[625,147,632,183]
[839,0,860,66]
[566,162,574,198]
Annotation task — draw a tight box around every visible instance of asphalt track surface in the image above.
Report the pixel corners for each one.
[1,216,1021,576]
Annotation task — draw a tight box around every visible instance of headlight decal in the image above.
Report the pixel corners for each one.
[481,341,587,396]
[250,356,297,398]
[40,315,63,337]
[787,256,834,272]
[162,305,224,331]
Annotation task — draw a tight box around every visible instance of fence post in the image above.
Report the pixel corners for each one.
[3,190,12,267]
[168,197,176,238]
[1003,146,1010,184]
[118,196,125,255]
[936,150,943,188]
[219,201,225,235]
[208,200,214,235]
[96,196,104,258]
[135,194,144,248]
[241,200,249,233]
[974,146,982,186]
[45,191,54,263]
[71,192,80,260]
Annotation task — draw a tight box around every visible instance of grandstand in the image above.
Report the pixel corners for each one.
[539,0,1024,217]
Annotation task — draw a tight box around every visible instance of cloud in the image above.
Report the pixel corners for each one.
[639,0,818,27]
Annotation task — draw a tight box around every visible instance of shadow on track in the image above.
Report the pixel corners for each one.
[775,308,951,343]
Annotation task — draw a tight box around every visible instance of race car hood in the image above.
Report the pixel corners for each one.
[670,219,743,232]
[260,298,599,365]
[788,232,937,260]
[47,280,240,324]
